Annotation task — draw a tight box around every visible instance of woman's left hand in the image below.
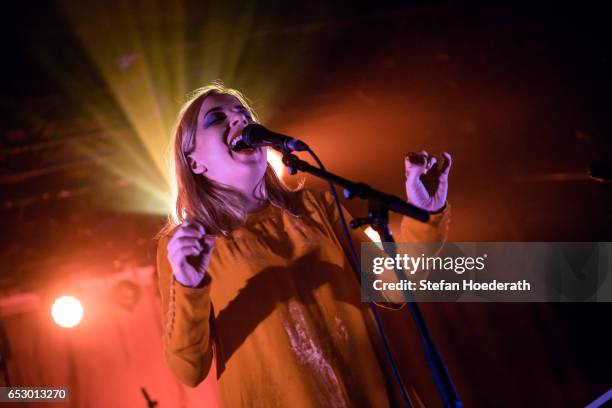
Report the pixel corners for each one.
[405,151,452,213]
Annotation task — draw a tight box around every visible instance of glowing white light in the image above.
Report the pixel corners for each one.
[51,296,84,328]
[364,227,384,250]
[364,226,381,242]
[267,149,286,179]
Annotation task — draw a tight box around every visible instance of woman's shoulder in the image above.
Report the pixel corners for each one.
[297,187,331,205]
[296,187,337,216]
[155,223,181,247]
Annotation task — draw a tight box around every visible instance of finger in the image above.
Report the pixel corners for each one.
[169,244,202,260]
[168,236,203,254]
[440,152,452,175]
[426,156,437,172]
[171,229,202,244]
[182,220,206,235]
[175,223,205,239]
[193,221,207,236]
[182,246,201,257]
[405,152,427,168]
[419,150,429,167]
[168,245,200,265]
[201,235,216,252]
[167,233,202,251]
[405,157,427,178]
[416,150,429,164]
[169,238,203,254]
[177,236,203,248]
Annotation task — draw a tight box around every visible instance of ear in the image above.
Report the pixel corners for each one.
[187,155,207,175]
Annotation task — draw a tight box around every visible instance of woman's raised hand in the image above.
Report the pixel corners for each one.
[166,221,216,288]
[405,151,452,213]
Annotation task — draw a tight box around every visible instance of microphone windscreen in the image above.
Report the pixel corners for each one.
[242,124,266,145]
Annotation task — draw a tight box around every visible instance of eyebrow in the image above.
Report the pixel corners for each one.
[204,105,247,120]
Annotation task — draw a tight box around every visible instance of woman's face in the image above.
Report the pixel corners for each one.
[187,93,267,189]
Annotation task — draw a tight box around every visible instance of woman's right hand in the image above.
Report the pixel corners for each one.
[166,221,216,288]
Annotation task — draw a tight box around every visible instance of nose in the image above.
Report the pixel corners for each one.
[229,111,249,127]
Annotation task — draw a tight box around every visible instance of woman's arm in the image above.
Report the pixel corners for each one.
[157,234,215,387]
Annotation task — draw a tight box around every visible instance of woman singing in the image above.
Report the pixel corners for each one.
[156,82,452,407]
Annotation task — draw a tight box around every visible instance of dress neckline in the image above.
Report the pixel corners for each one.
[245,202,277,224]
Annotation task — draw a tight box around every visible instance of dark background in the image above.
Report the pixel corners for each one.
[1,1,610,406]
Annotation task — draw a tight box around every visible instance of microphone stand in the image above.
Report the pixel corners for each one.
[284,153,430,223]
[283,152,463,408]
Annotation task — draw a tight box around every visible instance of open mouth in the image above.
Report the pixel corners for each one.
[229,133,252,152]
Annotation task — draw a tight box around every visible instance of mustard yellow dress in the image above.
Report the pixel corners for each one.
[157,189,449,407]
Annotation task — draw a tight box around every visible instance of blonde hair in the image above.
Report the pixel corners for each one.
[158,81,303,238]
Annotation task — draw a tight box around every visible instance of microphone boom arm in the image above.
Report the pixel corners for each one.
[282,153,430,222]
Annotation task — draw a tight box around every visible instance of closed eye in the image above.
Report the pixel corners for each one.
[204,113,226,128]
[238,108,253,120]
[203,106,252,128]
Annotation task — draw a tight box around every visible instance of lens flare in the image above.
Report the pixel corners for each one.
[52,1,309,217]
[51,295,84,328]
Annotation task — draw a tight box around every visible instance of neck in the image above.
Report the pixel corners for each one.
[234,177,267,213]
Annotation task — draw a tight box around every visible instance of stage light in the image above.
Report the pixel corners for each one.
[52,1,316,218]
[364,226,381,243]
[51,296,84,328]
[267,149,286,179]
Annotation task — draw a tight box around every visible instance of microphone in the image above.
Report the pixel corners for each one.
[239,124,309,152]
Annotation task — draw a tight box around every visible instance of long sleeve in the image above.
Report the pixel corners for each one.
[398,204,450,244]
[156,234,215,387]
[151,191,429,406]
